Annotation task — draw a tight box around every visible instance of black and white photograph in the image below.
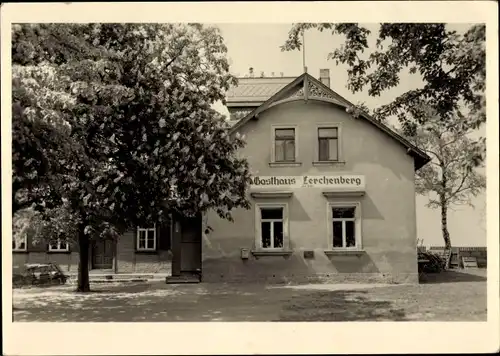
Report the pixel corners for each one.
[2,1,498,355]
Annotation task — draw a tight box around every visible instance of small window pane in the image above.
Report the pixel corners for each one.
[284,140,295,161]
[20,241,26,249]
[59,241,67,250]
[273,222,283,248]
[275,140,285,161]
[318,128,338,138]
[147,229,155,241]
[138,238,146,249]
[333,221,343,247]
[261,222,271,248]
[261,208,283,220]
[318,138,329,161]
[328,138,338,160]
[346,221,356,247]
[332,207,356,219]
[275,128,295,138]
[147,235,155,249]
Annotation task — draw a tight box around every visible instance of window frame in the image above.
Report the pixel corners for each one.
[48,238,70,253]
[326,201,362,250]
[136,224,157,252]
[12,235,28,252]
[271,124,299,163]
[254,202,289,251]
[315,123,343,163]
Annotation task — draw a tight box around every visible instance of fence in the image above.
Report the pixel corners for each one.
[427,246,487,268]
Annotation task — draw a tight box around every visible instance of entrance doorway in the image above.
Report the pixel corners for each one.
[180,218,202,274]
[92,240,114,270]
[169,214,202,283]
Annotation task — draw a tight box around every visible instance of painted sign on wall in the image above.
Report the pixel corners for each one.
[249,175,366,189]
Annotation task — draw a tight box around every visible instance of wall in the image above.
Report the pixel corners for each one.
[13,252,79,272]
[203,99,419,284]
[13,230,172,274]
[116,230,172,273]
[12,232,80,273]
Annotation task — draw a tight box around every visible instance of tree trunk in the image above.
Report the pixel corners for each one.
[76,227,91,292]
[440,194,452,250]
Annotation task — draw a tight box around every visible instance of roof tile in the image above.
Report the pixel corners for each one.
[227,77,295,103]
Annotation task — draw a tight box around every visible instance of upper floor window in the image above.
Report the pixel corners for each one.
[137,224,156,251]
[274,128,296,162]
[318,127,339,161]
[12,235,27,252]
[49,238,69,252]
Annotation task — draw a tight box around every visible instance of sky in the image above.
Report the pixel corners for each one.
[214,23,486,247]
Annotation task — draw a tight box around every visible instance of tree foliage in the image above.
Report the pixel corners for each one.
[402,106,486,248]
[407,108,485,206]
[282,23,486,132]
[12,23,251,291]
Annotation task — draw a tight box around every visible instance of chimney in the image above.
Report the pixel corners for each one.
[319,68,330,88]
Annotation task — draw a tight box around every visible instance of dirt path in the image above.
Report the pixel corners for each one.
[12,270,487,322]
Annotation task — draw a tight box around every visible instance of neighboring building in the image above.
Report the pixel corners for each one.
[202,69,430,284]
[12,68,431,284]
[12,216,175,274]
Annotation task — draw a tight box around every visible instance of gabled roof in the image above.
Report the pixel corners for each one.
[228,72,431,171]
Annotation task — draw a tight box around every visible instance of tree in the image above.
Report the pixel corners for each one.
[402,107,486,249]
[12,24,251,292]
[282,23,486,133]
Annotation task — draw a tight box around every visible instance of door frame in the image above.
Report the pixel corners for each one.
[171,214,182,277]
[171,213,202,278]
[90,239,117,272]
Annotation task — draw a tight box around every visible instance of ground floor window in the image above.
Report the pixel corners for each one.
[12,235,27,251]
[49,238,69,252]
[329,202,361,249]
[255,203,288,250]
[137,224,156,251]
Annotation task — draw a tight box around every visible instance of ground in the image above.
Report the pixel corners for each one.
[12,269,487,322]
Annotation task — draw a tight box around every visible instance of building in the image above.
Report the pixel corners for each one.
[13,210,202,279]
[13,68,431,284]
[12,216,176,275]
[201,69,430,284]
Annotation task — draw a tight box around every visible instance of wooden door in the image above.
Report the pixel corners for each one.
[180,216,202,273]
[171,214,202,277]
[92,240,114,269]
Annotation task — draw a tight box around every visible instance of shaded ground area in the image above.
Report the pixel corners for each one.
[280,269,487,321]
[12,269,487,322]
